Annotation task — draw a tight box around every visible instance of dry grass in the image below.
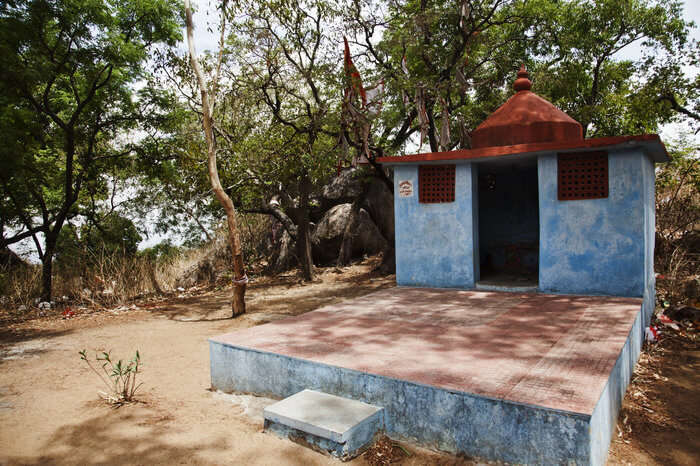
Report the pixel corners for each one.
[654,152,699,306]
[0,264,42,308]
[0,214,274,312]
[1,255,172,310]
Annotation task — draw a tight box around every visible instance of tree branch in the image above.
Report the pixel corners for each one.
[657,94,700,123]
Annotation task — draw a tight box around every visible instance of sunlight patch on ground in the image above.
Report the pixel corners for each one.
[212,391,277,420]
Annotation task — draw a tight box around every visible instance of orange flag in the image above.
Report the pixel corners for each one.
[343,37,366,107]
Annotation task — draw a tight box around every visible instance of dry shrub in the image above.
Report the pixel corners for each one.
[239,213,275,267]
[166,214,275,287]
[65,250,162,306]
[0,213,275,312]
[1,251,180,310]
[52,251,171,307]
[0,262,41,308]
[655,144,699,305]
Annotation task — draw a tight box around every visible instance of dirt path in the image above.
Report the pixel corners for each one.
[0,262,697,465]
[608,331,700,465]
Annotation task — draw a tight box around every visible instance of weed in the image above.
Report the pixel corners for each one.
[79,349,143,406]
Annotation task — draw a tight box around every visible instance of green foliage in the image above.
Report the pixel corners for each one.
[51,215,142,282]
[139,239,182,263]
[131,144,221,247]
[657,137,700,192]
[54,224,83,270]
[344,0,536,153]
[155,0,344,242]
[227,0,342,192]
[82,215,143,257]
[0,0,184,299]
[345,0,695,152]
[644,40,700,134]
[529,0,692,138]
[79,348,143,405]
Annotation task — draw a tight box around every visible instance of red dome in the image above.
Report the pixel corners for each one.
[471,66,583,149]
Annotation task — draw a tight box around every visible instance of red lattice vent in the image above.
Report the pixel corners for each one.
[557,151,609,201]
[419,165,456,203]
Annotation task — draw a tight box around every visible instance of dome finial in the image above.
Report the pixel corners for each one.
[513,64,531,92]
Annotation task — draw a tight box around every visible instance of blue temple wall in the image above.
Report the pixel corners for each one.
[588,297,645,465]
[538,150,648,297]
[393,163,478,288]
[392,149,656,299]
[210,340,594,464]
[642,154,657,324]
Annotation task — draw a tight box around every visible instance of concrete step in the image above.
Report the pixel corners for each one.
[263,389,384,460]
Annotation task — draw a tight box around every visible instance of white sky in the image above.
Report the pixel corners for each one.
[182,1,222,55]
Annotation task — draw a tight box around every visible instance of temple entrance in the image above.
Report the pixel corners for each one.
[476,158,539,290]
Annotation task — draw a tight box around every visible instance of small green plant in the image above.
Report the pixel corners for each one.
[79,349,143,406]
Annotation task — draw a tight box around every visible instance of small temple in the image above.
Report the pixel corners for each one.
[378,65,666,301]
[209,66,667,465]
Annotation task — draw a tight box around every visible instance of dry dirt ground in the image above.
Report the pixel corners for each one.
[1,261,698,465]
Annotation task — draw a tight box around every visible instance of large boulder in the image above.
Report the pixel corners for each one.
[312,168,365,220]
[363,178,394,243]
[321,168,364,202]
[176,259,214,289]
[312,203,387,264]
[266,230,296,273]
[316,168,394,244]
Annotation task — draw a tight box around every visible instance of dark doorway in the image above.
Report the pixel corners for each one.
[477,158,539,289]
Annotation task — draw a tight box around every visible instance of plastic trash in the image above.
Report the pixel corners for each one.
[645,325,660,342]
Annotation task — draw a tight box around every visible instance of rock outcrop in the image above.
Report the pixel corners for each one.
[312,204,387,264]
[175,168,395,284]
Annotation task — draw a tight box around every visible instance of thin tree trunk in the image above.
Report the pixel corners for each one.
[426,104,439,152]
[185,0,246,316]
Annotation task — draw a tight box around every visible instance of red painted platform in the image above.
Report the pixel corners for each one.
[211,288,642,415]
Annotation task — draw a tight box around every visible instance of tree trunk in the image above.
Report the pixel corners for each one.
[148,263,163,295]
[40,238,55,302]
[185,0,246,317]
[296,176,314,281]
[426,104,439,152]
[244,202,297,240]
[296,218,313,281]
